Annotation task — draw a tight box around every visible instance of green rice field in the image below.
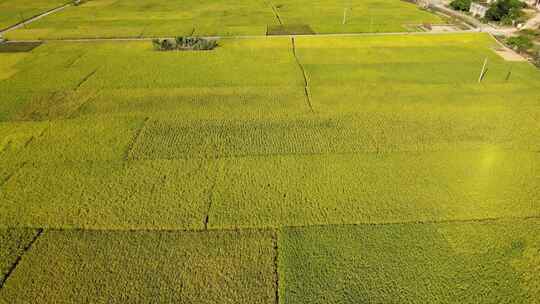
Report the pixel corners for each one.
[3,0,444,40]
[0,2,539,301]
[0,0,68,31]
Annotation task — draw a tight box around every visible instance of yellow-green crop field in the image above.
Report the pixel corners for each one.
[3,0,444,40]
[1,24,540,304]
[0,0,68,31]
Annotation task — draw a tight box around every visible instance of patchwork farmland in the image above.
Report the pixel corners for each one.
[1,0,540,303]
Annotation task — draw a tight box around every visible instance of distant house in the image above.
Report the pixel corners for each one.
[470,0,540,17]
[524,0,540,9]
[470,1,490,17]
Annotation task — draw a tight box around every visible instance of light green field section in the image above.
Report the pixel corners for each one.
[209,150,540,229]
[1,116,144,163]
[79,87,308,119]
[294,34,540,104]
[271,0,443,33]
[0,229,276,303]
[280,219,540,303]
[0,229,39,284]
[4,0,444,39]
[0,159,216,229]
[0,38,307,122]
[0,0,67,30]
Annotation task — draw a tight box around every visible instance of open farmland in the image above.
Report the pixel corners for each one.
[0,0,68,31]
[1,16,540,304]
[3,0,444,40]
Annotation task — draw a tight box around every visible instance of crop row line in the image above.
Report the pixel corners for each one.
[6,214,540,235]
[267,1,283,25]
[0,228,43,290]
[124,117,149,161]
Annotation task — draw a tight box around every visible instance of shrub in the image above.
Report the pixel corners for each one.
[152,37,218,51]
[486,0,524,22]
[533,50,540,68]
[450,0,472,11]
[506,35,533,52]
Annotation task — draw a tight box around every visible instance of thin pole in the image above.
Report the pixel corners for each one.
[505,64,513,81]
[478,57,487,83]
[343,8,348,25]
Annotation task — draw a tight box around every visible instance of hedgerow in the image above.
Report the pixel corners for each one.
[152,37,218,51]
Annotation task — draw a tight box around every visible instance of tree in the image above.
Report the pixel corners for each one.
[450,0,472,11]
[485,0,524,22]
[506,35,533,52]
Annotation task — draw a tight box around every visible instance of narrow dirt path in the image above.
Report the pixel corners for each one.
[0,2,72,35]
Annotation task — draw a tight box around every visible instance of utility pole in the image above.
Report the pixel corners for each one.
[478,57,488,83]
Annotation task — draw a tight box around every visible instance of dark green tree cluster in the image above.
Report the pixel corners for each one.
[485,0,524,23]
[450,0,472,11]
[152,37,218,51]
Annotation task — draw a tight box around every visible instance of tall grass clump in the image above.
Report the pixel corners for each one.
[152,37,218,51]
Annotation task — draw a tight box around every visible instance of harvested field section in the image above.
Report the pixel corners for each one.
[0,229,276,303]
[0,159,217,229]
[0,229,40,284]
[280,219,540,303]
[209,151,540,229]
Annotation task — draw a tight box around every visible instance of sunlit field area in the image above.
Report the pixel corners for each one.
[1,31,539,302]
[1,0,539,301]
[3,0,444,39]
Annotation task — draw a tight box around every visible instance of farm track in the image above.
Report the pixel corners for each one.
[0,2,72,35]
[6,29,479,43]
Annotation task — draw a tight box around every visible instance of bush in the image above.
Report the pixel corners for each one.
[152,37,218,51]
[450,0,472,11]
[486,0,524,22]
[533,51,540,68]
[506,35,533,52]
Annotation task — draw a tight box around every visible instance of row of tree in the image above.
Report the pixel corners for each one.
[152,37,218,51]
[450,0,526,24]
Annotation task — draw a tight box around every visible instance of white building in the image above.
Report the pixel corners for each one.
[524,0,540,9]
[470,2,490,17]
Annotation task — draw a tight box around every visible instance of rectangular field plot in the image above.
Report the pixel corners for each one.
[280,219,540,303]
[0,159,216,229]
[0,229,40,284]
[129,110,539,160]
[0,0,67,30]
[271,0,444,34]
[3,0,443,40]
[295,34,540,87]
[0,229,276,304]
[5,0,277,40]
[18,116,145,162]
[78,87,309,119]
[209,150,540,229]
